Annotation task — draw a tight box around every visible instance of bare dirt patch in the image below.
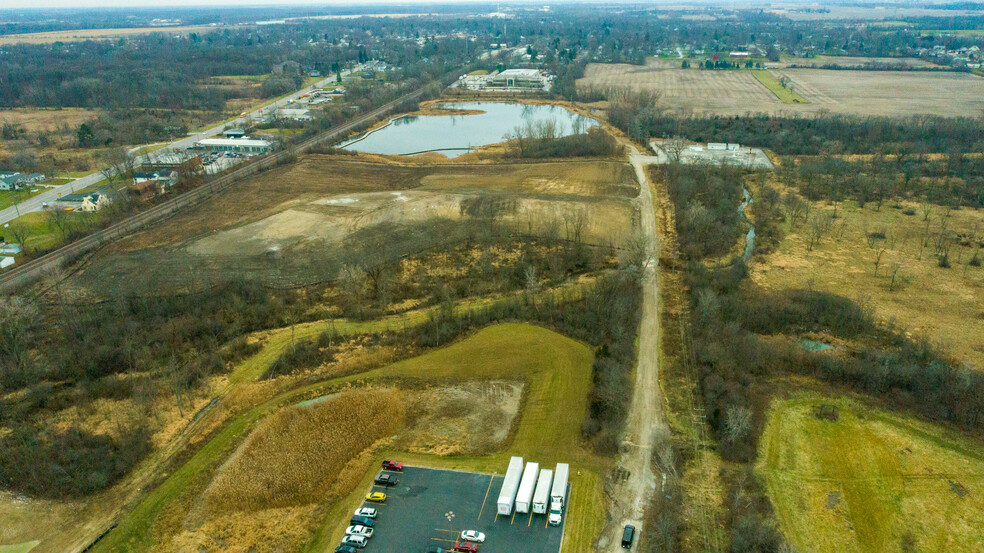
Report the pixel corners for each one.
[400,380,524,456]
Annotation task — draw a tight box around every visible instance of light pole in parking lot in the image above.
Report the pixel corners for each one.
[445,511,455,541]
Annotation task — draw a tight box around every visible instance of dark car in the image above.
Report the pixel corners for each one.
[425,548,444,553]
[374,472,398,486]
[350,515,375,528]
[382,460,404,471]
[621,525,636,549]
[335,546,358,553]
[453,542,478,553]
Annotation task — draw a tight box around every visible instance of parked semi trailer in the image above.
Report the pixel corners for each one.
[514,462,540,514]
[532,468,554,514]
[496,456,524,516]
[548,463,570,526]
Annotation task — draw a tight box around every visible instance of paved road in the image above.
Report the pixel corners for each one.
[604,146,669,552]
[0,72,346,226]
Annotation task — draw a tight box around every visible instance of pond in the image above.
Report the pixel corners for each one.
[340,102,599,158]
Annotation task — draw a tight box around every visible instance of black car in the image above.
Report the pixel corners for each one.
[374,472,398,486]
[621,525,636,549]
[335,546,358,553]
[350,515,375,528]
[425,547,445,553]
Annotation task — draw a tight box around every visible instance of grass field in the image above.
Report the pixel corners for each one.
[0,542,40,553]
[759,395,984,553]
[93,323,606,553]
[0,189,45,211]
[0,25,228,45]
[578,61,984,117]
[751,70,810,104]
[749,197,984,370]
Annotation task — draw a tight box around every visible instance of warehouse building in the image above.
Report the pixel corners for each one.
[193,138,272,154]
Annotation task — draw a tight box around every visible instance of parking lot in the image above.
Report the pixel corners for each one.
[348,466,566,553]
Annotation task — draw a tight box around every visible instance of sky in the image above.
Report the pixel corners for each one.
[2,0,510,8]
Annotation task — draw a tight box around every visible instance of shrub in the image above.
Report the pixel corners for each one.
[0,425,152,498]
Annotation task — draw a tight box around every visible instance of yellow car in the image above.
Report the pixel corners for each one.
[366,492,387,503]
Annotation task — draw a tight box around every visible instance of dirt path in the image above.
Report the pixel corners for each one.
[599,147,668,551]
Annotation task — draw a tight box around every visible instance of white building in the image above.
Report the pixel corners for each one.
[1,257,14,270]
[276,107,313,121]
[194,138,272,154]
[78,193,112,213]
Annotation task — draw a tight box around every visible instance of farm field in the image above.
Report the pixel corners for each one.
[781,55,939,68]
[748,198,984,370]
[91,323,607,553]
[0,24,229,44]
[759,395,984,553]
[578,62,984,117]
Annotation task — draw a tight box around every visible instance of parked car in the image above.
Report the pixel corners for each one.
[382,460,404,471]
[350,515,375,528]
[425,548,444,553]
[459,531,486,543]
[335,546,358,553]
[621,525,635,549]
[340,535,367,548]
[453,542,478,553]
[366,492,387,502]
[374,472,398,486]
[346,525,374,538]
[354,507,377,519]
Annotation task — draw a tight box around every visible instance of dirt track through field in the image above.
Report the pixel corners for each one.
[600,146,668,552]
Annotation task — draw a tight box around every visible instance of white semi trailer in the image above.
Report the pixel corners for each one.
[548,462,570,526]
[532,468,554,514]
[497,456,524,516]
[514,462,540,514]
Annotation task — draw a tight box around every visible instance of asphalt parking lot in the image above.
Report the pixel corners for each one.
[350,465,566,553]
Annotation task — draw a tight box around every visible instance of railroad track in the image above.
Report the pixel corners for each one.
[0,82,440,293]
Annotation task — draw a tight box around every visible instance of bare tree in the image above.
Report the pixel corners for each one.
[724,404,752,443]
[889,260,904,291]
[873,248,886,275]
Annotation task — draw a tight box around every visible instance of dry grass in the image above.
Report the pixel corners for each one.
[201,388,404,513]
[578,62,984,117]
[0,25,228,45]
[0,108,99,131]
[759,394,984,553]
[749,195,984,369]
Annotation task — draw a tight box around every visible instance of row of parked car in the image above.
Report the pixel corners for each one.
[334,460,404,553]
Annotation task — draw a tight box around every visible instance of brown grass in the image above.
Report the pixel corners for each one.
[200,389,404,513]
[0,108,100,131]
[750,192,984,369]
[0,25,230,45]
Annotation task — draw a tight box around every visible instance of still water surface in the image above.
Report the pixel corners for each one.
[341,102,598,158]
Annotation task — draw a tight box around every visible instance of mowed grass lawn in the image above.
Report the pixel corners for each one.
[758,395,984,553]
[751,70,810,104]
[95,323,607,553]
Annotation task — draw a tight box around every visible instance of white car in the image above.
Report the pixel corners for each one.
[346,525,374,538]
[354,507,377,518]
[459,530,486,543]
[341,534,367,548]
